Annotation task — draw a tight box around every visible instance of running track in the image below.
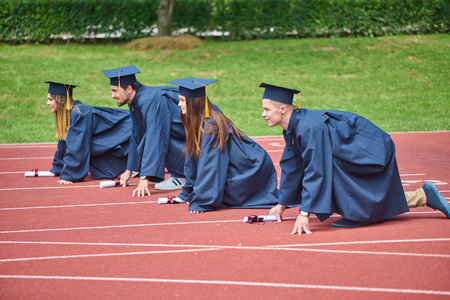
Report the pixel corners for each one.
[0,132,449,299]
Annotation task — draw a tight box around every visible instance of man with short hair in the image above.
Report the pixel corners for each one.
[259,83,450,235]
[103,65,186,196]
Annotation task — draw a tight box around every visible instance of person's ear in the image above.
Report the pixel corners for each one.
[280,105,287,114]
[126,85,133,94]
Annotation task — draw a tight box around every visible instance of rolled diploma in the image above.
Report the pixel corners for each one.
[158,197,186,204]
[243,215,277,223]
[99,180,125,188]
[24,171,55,177]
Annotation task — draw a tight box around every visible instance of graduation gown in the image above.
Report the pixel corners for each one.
[178,119,278,212]
[127,85,186,182]
[279,109,409,223]
[50,100,131,182]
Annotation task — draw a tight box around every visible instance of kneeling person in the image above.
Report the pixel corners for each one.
[259,83,450,235]
[46,81,131,184]
[169,77,279,213]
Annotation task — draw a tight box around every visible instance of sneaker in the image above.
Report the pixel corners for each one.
[155,177,186,190]
[423,182,450,219]
[131,171,140,178]
[332,218,371,228]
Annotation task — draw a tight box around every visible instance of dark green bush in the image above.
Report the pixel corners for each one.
[0,0,448,43]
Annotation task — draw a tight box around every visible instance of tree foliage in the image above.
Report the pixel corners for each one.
[0,0,448,43]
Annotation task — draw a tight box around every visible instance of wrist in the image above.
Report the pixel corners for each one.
[300,211,309,217]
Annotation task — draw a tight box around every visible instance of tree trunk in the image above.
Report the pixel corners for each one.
[157,0,174,37]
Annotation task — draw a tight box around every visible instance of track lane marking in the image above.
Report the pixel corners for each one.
[0,211,445,233]
[0,248,222,263]
[0,219,244,234]
[0,200,158,211]
[0,239,449,260]
[1,238,449,248]
[0,186,99,191]
[0,275,448,295]
[268,238,450,248]
[0,157,53,160]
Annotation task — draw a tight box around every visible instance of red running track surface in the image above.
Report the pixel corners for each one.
[0,132,449,299]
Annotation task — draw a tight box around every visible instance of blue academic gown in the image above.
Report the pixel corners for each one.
[51,100,131,182]
[127,85,186,182]
[178,119,279,212]
[279,109,409,223]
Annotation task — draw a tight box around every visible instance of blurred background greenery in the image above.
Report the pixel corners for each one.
[1,34,449,143]
[0,0,448,143]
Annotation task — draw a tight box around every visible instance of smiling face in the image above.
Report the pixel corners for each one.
[47,93,58,113]
[178,95,187,115]
[261,99,283,127]
[110,85,131,107]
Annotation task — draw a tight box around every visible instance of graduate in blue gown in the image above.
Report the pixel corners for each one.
[102,65,187,196]
[46,81,131,184]
[168,77,278,213]
[260,83,450,235]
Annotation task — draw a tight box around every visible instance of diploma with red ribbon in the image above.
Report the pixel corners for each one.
[243,214,277,223]
[99,179,128,188]
[24,169,55,177]
[158,195,186,204]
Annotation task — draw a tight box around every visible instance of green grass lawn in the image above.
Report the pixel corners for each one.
[0,34,449,143]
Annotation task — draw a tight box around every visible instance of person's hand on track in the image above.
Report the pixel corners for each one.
[120,170,132,187]
[269,204,286,222]
[290,214,312,235]
[58,179,73,185]
[132,178,151,197]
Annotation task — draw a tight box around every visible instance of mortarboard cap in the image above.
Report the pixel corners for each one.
[168,77,217,98]
[45,81,78,97]
[259,83,300,105]
[102,65,141,86]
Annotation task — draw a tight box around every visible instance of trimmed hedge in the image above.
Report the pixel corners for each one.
[1,0,448,43]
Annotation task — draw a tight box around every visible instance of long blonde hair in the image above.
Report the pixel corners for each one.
[51,93,73,140]
[181,96,246,158]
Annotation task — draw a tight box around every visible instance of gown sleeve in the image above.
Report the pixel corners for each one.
[126,118,142,172]
[177,154,195,201]
[50,140,66,176]
[277,140,304,206]
[298,125,333,213]
[59,111,92,182]
[138,99,172,182]
[185,132,230,212]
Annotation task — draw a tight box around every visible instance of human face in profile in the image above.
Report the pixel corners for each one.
[178,95,187,115]
[47,93,58,113]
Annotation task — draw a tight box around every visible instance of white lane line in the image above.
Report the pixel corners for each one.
[268,238,450,248]
[0,248,222,263]
[0,185,99,191]
[0,201,158,211]
[0,172,28,175]
[0,275,448,295]
[268,247,450,258]
[0,240,448,259]
[0,211,444,233]
[0,157,53,160]
[2,238,448,249]
[0,241,206,247]
[0,142,56,147]
[0,219,243,234]
[401,174,426,176]
[251,137,283,142]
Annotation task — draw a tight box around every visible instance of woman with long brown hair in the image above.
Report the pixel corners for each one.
[168,77,278,213]
[45,81,131,184]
